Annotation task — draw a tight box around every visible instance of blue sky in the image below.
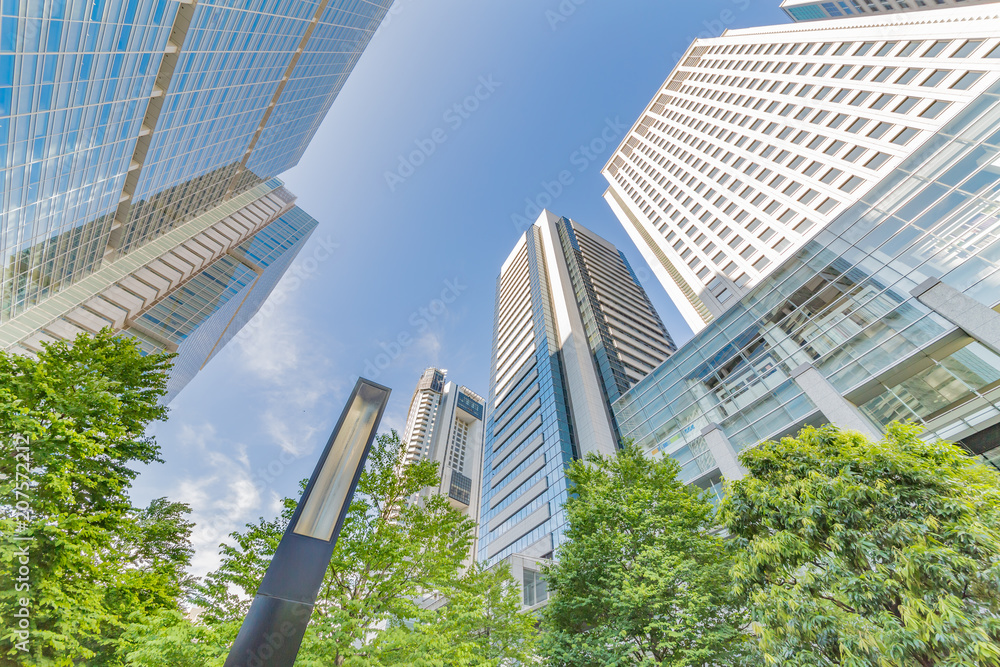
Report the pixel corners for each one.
[135,0,788,576]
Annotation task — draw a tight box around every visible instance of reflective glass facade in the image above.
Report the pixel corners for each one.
[0,0,392,319]
[480,215,676,569]
[614,79,1000,495]
[782,0,1000,22]
[132,204,318,401]
[1,0,175,317]
[479,229,578,568]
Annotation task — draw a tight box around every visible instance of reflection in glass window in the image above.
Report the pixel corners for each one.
[524,568,548,607]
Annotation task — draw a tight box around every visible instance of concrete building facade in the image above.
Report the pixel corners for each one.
[603,4,1000,332]
[781,0,1000,22]
[399,368,486,548]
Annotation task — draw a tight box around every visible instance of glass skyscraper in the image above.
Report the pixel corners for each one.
[479,211,674,604]
[781,0,1000,22]
[614,77,1000,498]
[154,202,319,401]
[0,0,393,397]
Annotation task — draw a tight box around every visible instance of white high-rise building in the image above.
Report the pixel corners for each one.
[781,0,1000,22]
[479,212,675,607]
[399,368,486,530]
[603,4,1000,333]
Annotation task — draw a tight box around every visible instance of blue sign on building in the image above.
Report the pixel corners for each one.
[456,392,484,420]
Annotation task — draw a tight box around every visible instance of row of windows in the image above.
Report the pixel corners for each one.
[705,36,1000,62]
[448,419,469,473]
[787,0,966,21]
[610,35,1000,304]
[0,0,389,321]
[690,60,986,96]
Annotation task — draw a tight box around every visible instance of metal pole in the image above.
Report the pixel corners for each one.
[224,378,391,667]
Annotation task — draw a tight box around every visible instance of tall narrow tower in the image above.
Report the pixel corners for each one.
[399,369,486,533]
[478,211,674,583]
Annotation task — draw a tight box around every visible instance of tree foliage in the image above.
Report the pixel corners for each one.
[0,334,531,666]
[193,430,535,666]
[539,443,754,666]
[358,563,535,667]
[0,330,191,666]
[720,423,1000,666]
[119,610,228,667]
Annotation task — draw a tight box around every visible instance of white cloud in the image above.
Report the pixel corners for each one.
[151,262,360,580]
[168,423,263,578]
[226,284,350,457]
[409,330,443,363]
[263,409,320,457]
[233,306,303,382]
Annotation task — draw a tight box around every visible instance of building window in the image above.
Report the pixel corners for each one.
[953,71,984,91]
[921,101,950,119]
[448,471,472,506]
[954,40,983,58]
[922,40,949,58]
[524,569,548,607]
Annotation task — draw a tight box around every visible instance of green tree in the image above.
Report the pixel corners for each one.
[539,444,754,667]
[363,563,536,667]
[0,330,184,666]
[119,610,227,667]
[720,423,1000,666]
[194,499,289,629]
[195,430,535,666]
[95,498,197,663]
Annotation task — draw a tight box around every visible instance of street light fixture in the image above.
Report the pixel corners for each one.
[224,378,391,667]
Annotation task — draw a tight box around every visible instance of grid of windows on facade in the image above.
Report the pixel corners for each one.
[783,0,999,21]
[239,203,315,267]
[152,204,317,399]
[523,569,548,607]
[0,0,175,319]
[122,0,393,253]
[0,0,392,322]
[449,419,468,472]
[403,389,441,468]
[479,233,577,568]
[612,78,1000,496]
[448,470,472,506]
[609,33,1000,309]
[130,205,314,346]
[135,255,257,343]
[560,221,675,392]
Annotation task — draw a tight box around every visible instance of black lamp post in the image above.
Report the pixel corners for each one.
[224,378,391,667]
